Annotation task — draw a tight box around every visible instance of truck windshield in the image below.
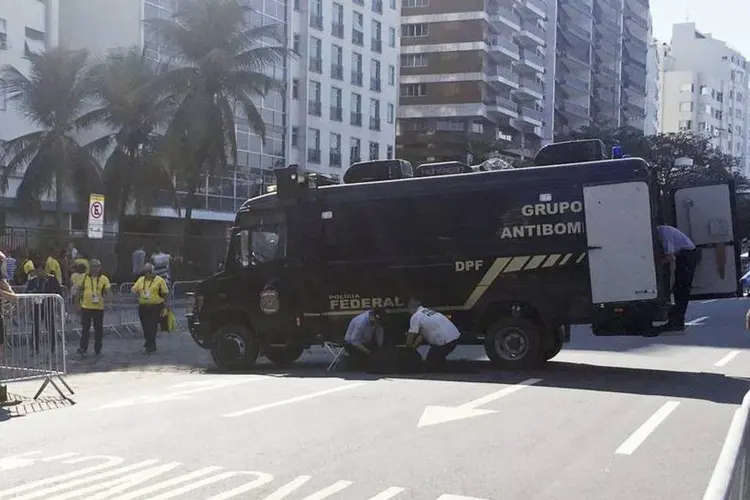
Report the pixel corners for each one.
[229,212,287,267]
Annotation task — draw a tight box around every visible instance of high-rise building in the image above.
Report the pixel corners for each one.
[288,0,400,180]
[397,0,553,164]
[554,0,650,136]
[660,23,749,175]
[644,38,664,136]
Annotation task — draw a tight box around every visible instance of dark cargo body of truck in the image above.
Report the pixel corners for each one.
[187,154,741,372]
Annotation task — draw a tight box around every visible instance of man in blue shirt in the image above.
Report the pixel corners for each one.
[656,225,698,332]
[344,308,385,369]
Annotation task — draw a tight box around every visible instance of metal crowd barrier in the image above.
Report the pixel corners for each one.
[0,293,74,401]
[703,390,750,500]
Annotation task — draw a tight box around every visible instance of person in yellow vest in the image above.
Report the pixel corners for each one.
[132,263,169,354]
[74,259,110,356]
[22,255,34,283]
[45,251,62,284]
[74,253,90,274]
[70,263,86,289]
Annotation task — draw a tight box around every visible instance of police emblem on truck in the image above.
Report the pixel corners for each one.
[260,288,280,314]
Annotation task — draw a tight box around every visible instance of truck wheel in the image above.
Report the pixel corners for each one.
[484,317,543,369]
[543,337,563,361]
[210,324,259,372]
[264,345,304,366]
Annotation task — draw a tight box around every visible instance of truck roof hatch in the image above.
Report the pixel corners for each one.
[533,139,608,166]
[343,159,414,184]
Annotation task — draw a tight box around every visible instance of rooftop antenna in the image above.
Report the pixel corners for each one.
[684,3,690,21]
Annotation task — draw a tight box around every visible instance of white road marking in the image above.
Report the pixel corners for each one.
[0,452,483,500]
[418,378,542,428]
[262,476,312,500]
[701,299,718,304]
[367,487,406,499]
[93,377,272,411]
[223,383,367,418]
[715,350,741,367]
[615,401,681,455]
[300,480,353,500]
[686,316,709,326]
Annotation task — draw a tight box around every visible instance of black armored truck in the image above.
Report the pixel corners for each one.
[187,141,741,372]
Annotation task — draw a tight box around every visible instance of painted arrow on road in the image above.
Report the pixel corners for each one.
[417,378,542,428]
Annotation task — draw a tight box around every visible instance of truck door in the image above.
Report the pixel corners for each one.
[583,182,659,304]
[672,182,741,299]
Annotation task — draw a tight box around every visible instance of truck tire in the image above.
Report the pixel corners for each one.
[543,337,563,361]
[210,324,259,372]
[264,345,304,366]
[484,317,544,369]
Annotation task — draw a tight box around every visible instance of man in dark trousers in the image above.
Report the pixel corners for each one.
[656,225,699,332]
[343,308,385,370]
[26,261,62,354]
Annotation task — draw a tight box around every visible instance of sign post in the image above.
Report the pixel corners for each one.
[87,193,105,239]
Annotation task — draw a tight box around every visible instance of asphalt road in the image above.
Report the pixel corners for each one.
[2,297,750,500]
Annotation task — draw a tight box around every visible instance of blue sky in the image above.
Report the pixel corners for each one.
[650,0,750,55]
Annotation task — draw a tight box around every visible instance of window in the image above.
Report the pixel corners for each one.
[388,65,395,86]
[387,103,395,124]
[372,20,382,52]
[291,127,299,148]
[678,119,692,130]
[308,80,322,116]
[401,53,428,67]
[372,0,383,14]
[401,23,428,37]
[332,3,344,37]
[389,27,396,48]
[292,79,299,99]
[309,0,323,29]
[308,128,321,163]
[370,59,381,91]
[331,44,344,79]
[0,18,7,49]
[24,27,45,57]
[679,101,693,112]
[679,83,694,93]
[330,133,342,167]
[369,141,379,160]
[701,103,712,114]
[229,218,287,268]
[351,92,363,125]
[352,52,363,86]
[350,137,361,163]
[401,83,427,97]
[738,92,744,102]
[390,0,396,8]
[700,85,711,95]
[737,109,743,119]
[387,145,394,159]
[353,12,364,45]
[330,87,343,121]
[403,0,429,6]
[293,0,300,10]
[293,34,300,53]
[309,36,322,73]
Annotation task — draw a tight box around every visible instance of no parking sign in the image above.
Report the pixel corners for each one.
[87,193,105,239]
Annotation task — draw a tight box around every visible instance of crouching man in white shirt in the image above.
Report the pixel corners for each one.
[344,308,385,369]
[405,299,461,372]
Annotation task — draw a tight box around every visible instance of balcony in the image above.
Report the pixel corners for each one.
[517,0,547,19]
[594,88,616,106]
[330,106,343,121]
[561,74,589,94]
[598,0,622,12]
[309,14,323,30]
[370,78,382,92]
[518,51,545,72]
[488,6,521,30]
[352,30,364,46]
[559,101,589,118]
[369,117,381,131]
[595,17,620,38]
[561,0,592,16]
[309,57,322,73]
[329,151,342,167]
[351,112,363,126]
[372,39,382,53]
[372,0,383,14]
[625,11,649,30]
[331,22,344,39]
[352,71,363,86]
[308,100,322,116]
[487,35,520,60]
[594,63,616,81]
[308,148,321,164]
[331,64,344,80]
[520,107,544,124]
[486,66,519,88]
[487,96,519,117]
[564,24,592,44]
[596,38,617,58]
[514,78,544,99]
[517,23,546,47]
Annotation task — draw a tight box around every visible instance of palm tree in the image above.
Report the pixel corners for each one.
[82,48,176,226]
[0,48,102,231]
[146,0,291,241]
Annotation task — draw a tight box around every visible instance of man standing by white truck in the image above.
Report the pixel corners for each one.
[656,225,699,332]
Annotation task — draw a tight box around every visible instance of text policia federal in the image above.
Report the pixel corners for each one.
[329,294,405,311]
[499,201,585,239]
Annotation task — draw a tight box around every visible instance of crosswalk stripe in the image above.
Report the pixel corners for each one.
[262,476,313,500]
[300,480,353,500]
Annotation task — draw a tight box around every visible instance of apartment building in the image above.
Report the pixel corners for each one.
[289,0,400,179]
[0,0,61,226]
[54,0,289,224]
[660,23,749,175]
[397,0,553,164]
[554,0,650,135]
[644,39,664,136]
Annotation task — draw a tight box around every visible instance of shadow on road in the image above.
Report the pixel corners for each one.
[203,359,750,406]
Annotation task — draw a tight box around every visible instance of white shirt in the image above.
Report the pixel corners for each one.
[408,306,460,346]
[657,225,695,255]
[344,311,382,345]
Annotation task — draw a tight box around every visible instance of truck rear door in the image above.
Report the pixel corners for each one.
[583,182,660,304]
[672,181,741,299]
